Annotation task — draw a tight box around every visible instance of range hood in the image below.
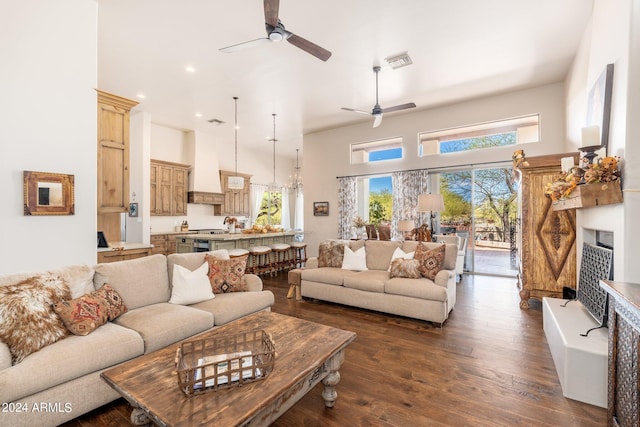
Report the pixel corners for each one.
[185,131,223,205]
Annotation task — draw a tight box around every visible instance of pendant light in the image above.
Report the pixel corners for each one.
[227,96,244,191]
[287,148,303,195]
[267,113,280,192]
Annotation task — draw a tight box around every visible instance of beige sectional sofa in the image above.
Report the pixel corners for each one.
[0,251,274,427]
[301,240,457,325]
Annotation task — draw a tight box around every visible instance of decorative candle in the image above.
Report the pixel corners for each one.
[581,125,601,147]
[561,157,575,173]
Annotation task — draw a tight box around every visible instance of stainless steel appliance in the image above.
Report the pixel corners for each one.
[192,239,211,252]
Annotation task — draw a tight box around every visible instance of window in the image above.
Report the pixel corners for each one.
[255,190,281,225]
[356,175,393,224]
[419,114,539,157]
[351,137,403,164]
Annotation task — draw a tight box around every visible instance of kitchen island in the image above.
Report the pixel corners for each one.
[175,231,299,253]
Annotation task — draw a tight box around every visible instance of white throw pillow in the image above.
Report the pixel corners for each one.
[169,262,215,305]
[388,247,415,271]
[342,246,368,271]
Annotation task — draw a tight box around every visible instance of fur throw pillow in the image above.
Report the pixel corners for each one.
[0,274,71,364]
[318,240,345,268]
[389,258,422,279]
[414,243,446,280]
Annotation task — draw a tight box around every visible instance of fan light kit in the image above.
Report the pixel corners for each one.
[341,66,416,128]
[219,0,331,61]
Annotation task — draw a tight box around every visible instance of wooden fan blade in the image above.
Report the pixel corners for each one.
[287,33,332,61]
[382,102,416,113]
[264,0,280,27]
[373,114,383,128]
[341,107,370,115]
[219,37,271,53]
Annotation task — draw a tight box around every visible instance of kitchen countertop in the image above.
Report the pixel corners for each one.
[174,231,298,241]
[97,242,154,253]
[150,231,197,236]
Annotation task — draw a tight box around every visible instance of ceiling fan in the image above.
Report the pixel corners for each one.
[342,66,416,128]
[219,0,332,62]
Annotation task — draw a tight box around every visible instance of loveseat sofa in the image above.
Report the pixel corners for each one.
[0,250,274,427]
[300,239,457,325]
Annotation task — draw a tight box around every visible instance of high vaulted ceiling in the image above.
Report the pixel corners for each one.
[97,0,593,159]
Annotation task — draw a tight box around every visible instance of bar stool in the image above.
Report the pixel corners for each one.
[248,246,272,276]
[269,243,292,274]
[290,241,308,268]
[228,248,249,258]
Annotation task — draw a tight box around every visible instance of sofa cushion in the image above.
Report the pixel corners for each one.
[318,240,345,267]
[190,291,275,326]
[301,267,357,286]
[94,254,170,310]
[389,258,422,279]
[205,254,248,294]
[0,322,144,404]
[114,303,213,353]
[364,240,402,271]
[53,285,127,336]
[343,270,389,293]
[0,274,71,364]
[415,243,446,280]
[169,262,215,305]
[167,250,229,287]
[403,241,457,271]
[387,247,415,271]
[384,277,448,301]
[341,246,368,271]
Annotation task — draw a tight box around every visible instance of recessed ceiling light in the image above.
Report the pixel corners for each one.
[195,113,203,118]
[385,52,413,69]
[185,66,196,73]
[136,93,146,99]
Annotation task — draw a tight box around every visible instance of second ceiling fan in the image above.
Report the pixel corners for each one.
[219,0,331,61]
[342,66,416,128]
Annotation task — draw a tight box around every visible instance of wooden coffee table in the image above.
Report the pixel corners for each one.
[101,311,356,426]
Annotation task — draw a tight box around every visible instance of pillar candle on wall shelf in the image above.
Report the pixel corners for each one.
[581,125,601,147]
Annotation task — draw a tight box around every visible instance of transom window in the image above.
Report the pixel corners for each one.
[351,137,403,164]
[419,114,539,157]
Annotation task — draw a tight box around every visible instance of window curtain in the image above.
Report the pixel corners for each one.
[391,170,429,239]
[294,192,304,231]
[251,184,266,225]
[281,188,291,230]
[337,176,357,239]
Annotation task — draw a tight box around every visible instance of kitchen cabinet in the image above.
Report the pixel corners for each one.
[220,170,252,216]
[150,160,190,216]
[188,191,224,207]
[97,247,151,263]
[97,90,139,244]
[515,153,579,308]
[150,233,178,256]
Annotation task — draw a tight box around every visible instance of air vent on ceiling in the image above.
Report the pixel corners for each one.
[207,118,225,125]
[385,52,413,69]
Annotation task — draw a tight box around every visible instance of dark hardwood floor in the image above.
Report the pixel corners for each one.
[63,273,607,427]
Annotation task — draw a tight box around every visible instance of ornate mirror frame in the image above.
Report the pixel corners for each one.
[23,171,75,215]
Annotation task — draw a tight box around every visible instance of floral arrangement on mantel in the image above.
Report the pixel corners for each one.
[544,155,622,201]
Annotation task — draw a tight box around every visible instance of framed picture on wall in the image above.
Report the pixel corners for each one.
[586,63,614,152]
[313,201,329,216]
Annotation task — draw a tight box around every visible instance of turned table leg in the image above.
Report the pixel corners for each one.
[321,348,346,408]
[130,407,152,426]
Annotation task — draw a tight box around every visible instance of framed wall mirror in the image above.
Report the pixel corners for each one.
[23,171,75,215]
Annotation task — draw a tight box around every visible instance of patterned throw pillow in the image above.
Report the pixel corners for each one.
[205,254,248,294]
[389,258,422,279]
[414,243,446,280]
[318,240,345,268]
[53,285,128,336]
[0,274,71,364]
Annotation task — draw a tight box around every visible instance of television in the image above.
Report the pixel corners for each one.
[577,243,613,326]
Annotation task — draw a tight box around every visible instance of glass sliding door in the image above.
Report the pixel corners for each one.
[439,166,518,277]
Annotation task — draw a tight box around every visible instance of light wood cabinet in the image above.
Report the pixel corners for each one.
[97,90,138,244]
[151,233,178,256]
[220,170,252,216]
[97,247,151,263]
[516,153,579,308]
[150,160,190,216]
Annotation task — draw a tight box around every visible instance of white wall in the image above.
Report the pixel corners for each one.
[0,0,97,274]
[303,83,567,256]
[565,0,635,282]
